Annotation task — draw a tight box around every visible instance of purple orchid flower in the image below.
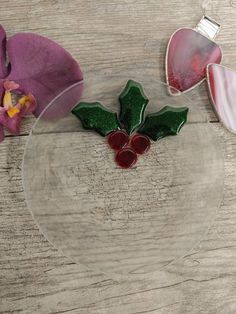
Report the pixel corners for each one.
[0,25,83,142]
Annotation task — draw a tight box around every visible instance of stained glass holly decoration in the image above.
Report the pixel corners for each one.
[72,80,189,169]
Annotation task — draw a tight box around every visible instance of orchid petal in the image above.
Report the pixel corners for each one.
[7,33,83,117]
[3,80,20,91]
[0,26,7,78]
[0,108,21,134]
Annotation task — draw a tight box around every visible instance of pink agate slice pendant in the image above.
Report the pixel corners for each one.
[166,16,222,95]
[207,64,236,134]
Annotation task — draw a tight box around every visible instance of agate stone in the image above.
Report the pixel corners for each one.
[207,64,236,134]
[166,28,222,94]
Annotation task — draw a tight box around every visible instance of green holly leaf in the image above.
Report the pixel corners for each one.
[119,80,149,135]
[72,102,120,137]
[138,106,189,141]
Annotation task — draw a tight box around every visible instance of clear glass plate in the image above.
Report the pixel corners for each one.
[23,73,224,277]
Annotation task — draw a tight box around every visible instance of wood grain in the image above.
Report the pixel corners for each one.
[1,0,236,313]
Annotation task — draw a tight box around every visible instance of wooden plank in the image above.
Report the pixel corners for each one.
[1,0,236,313]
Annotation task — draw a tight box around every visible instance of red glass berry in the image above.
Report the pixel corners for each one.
[107,130,129,151]
[130,134,151,155]
[115,148,138,169]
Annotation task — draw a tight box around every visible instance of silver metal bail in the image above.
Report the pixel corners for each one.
[196,16,221,40]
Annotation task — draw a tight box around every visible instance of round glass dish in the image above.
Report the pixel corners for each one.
[23,74,224,277]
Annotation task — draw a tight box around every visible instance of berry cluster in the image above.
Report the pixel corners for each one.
[107,130,151,169]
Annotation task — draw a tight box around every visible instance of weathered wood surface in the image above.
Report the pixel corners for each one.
[1,0,236,313]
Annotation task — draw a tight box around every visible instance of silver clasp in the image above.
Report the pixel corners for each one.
[196,16,221,40]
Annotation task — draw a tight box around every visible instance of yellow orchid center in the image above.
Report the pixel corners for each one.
[3,91,13,109]
[3,91,19,118]
[2,80,36,120]
[7,107,20,118]
[18,95,28,106]
[18,95,33,107]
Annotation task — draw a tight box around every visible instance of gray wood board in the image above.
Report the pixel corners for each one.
[1,0,236,313]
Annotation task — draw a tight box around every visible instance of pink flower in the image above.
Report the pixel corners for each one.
[0,25,83,142]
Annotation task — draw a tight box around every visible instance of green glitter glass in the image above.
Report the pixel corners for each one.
[72,102,120,137]
[71,81,189,169]
[138,106,189,141]
[119,80,149,135]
